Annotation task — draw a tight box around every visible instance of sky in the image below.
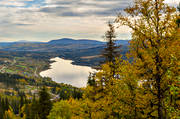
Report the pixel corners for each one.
[0,0,179,42]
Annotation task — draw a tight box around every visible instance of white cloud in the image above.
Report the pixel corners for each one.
[0,0,178,42]
[0,0,26,7]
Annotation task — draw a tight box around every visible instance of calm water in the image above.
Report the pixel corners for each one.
[40,57,96,87]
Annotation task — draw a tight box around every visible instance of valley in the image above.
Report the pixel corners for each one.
[0,38,129,111]
[0,38,129,77]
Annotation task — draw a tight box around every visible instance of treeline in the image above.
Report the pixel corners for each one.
[0,72,81,91]
[0,86,82,119]
[0,85,83,119]
[0,51,56,60]
[0,92,28,119]
[0,87,51,119]
[0,73,35,87]
[0,72,83,118]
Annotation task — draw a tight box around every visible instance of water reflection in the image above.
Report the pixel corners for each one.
[40,57,96,87]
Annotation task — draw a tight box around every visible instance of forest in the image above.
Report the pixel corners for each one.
[0,0,179,119]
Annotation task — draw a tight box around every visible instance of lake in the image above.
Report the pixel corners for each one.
[40,57,96,87]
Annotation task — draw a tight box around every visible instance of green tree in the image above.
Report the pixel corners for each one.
[103,22,120,62]
[38,87,52,119]
[102,22,121,76]
[48,100,72,119]
[177,3,180,27]
[21,95,39,119]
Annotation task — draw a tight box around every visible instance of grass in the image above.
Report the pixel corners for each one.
[5,69,14,73]
[16,65,27,68]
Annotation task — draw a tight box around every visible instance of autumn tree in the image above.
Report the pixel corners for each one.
[116,0,179,118]
[47,0,179,119]
[4,107,20,119]
[48,100,72,119]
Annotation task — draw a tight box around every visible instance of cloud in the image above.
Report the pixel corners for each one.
[0,0,178,42]
[39,0,131,17]
[0,1,25,7]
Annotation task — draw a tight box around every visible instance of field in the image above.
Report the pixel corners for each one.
[0,55,53,77]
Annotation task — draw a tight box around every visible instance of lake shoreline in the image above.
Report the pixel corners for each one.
[40,57,96,88]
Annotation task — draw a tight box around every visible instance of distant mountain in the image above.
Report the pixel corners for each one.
[48,38,129,45]
[0,38,129,46]
[48,38,104,45]
[0,38,130,52]
[0,42,14,47]
[0,40,41,47]
[0,38,130,67]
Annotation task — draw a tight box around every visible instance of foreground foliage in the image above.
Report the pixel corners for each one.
[48,0,180,119]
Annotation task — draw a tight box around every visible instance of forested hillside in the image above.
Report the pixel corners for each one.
[0,39,129,76]
[0,73,83,119]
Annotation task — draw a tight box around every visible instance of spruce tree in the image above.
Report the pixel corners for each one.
[103,21,120,63]
[177,3,180,27]
[38,87,52,119]
[102,21,121,76]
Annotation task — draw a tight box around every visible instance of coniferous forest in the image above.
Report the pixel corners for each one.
[0,0,179,119]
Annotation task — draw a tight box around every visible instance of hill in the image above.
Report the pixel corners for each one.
[0,38,129,52]
[0,38,129,76]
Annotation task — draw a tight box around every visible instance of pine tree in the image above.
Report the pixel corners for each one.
[177,3,180,27]
[103,22,120,62]
[102,22,121,76]
[103,22,119,62]
[38,87,52,119]
[30,95,39,119]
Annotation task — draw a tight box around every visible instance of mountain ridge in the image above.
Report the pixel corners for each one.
[48,38,104,45]
[0,38,130,44]
[0,38,130,52]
